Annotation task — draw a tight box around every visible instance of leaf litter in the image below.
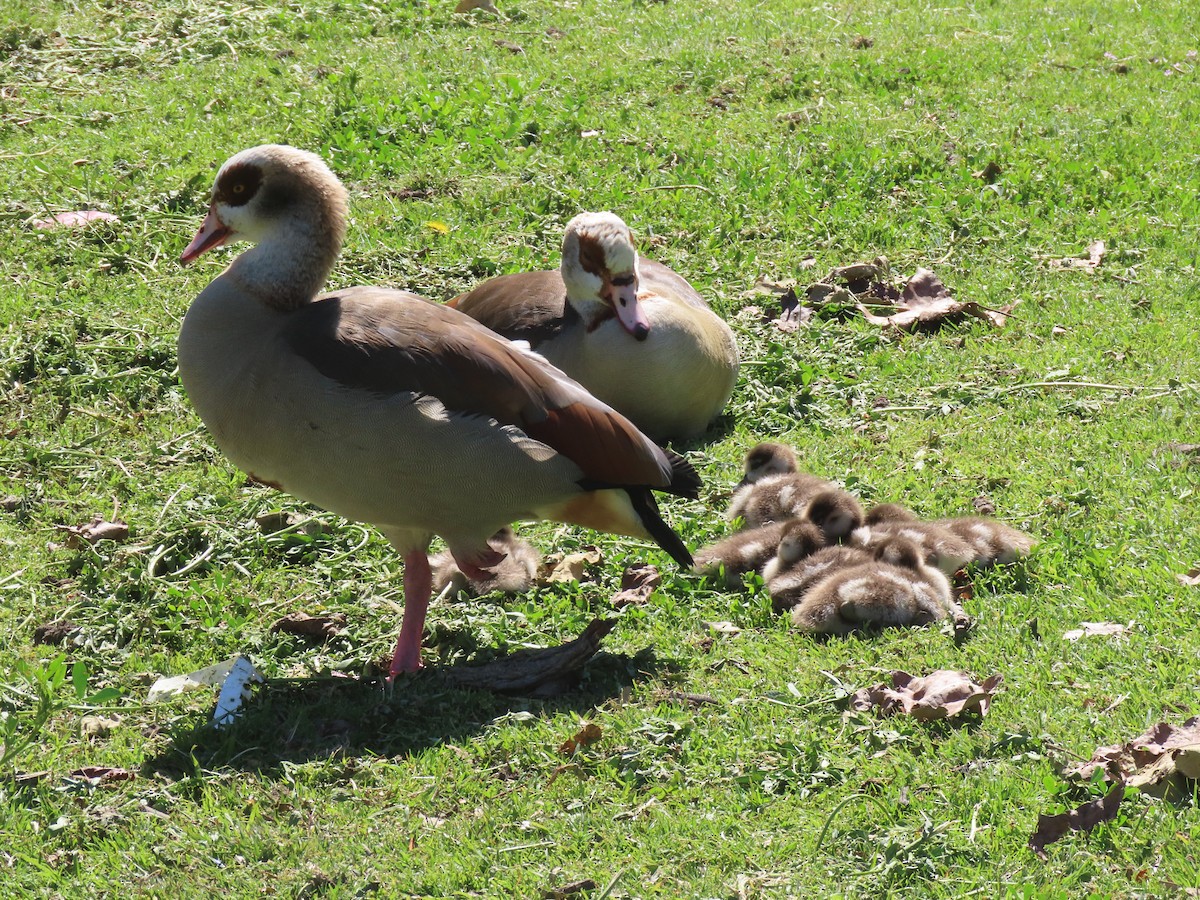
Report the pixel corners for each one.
[1032,715,1200,857]
[850,670,1002,720]
[759,260,1017,331]
[612,563,660,608]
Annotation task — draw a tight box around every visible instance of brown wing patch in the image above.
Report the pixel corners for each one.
[283,288,672,488]
[525,402,668,488]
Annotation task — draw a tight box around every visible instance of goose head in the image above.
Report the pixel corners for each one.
[738,442,797,487]
[774,520,824,567]
[864,503,918,526]
[180,144,348,307]
[872,536,925,571]
[560,211,650,341]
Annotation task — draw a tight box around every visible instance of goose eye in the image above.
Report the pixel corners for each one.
[233,183,246,194]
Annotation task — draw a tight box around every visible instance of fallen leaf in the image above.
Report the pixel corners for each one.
[850,34,873,49]
[55,516,129,548]
[772,286,812,332]
[67,766,137,784]
[423,220,450,235]
[972,161,1003,182]
[558,722,603,756]
[494,39,523,53]
[80,715,120,738]
[33,619,79,646]
[270,611,347,640]
[540,547,602,584]
[31,210,119,230]
[1049,239,1105,272]
[455,0,498,12]
[1064,716,1200,802]
[851,670,1002,720]
[857,267,1015,330]
[705,621,742,635]
[1063,621,1126,641]
[612,563,660,608]
[1028,782,1124,859]
[1176,568,1200,587]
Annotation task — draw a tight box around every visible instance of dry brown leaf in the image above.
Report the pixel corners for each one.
[857,267,1016,330]
[31,210,119,229]
[455,0,498,12]
[68,766,137,784]
[56,516,129,548]
[558,722,603,756]
[612,563,661,608]
[33,619,79,646]
[773,286,812,332]
[1049,239,1106,272]
[1065,716,1200,801]
[972,161,1003,183]
[494,39,523,53]
[539,547,602,584]
[1028,782,1124,859]
[1176,568,1200,587]
[270,611,347,640]
[851,670,1001,720]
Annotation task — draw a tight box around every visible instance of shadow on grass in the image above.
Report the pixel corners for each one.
[144,646,666,779]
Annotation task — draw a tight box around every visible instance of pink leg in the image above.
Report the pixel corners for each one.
[389,549,433,678]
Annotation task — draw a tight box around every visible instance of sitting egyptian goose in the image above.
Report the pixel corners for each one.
[177,145,701,677]
[764,524,873,612]
[448,212,739,442]
[431,527,541,598]
[852,504,974,574]
[693,520,822,589]
[789,538,954,634]
[726,442,863,540]
[932,516,1037,566]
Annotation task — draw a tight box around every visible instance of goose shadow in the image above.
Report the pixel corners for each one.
[142,645,668,780]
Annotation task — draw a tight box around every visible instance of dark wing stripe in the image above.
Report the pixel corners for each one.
[626,488,694,568]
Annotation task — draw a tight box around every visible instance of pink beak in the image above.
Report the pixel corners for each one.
[180,205,231,265]
[612,283,650,341]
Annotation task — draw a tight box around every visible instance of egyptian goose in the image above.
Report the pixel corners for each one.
[764,524,873,612]
[431,527,541,597]
[448,212,739,442]
[852,504,973,574]
[693,520,822,589]
[726,442,863,540]
[932,516,1037,566]
[177,145,701,677]
[788,538,954,634]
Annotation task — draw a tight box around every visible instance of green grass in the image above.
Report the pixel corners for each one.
[2,0,1199,895]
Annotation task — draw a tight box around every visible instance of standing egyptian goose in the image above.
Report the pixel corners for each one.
[726,442,863,540]
[177,145,700,677]
[448,212,739,442]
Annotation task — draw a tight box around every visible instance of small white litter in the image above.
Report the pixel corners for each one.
[147,655,263,728]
